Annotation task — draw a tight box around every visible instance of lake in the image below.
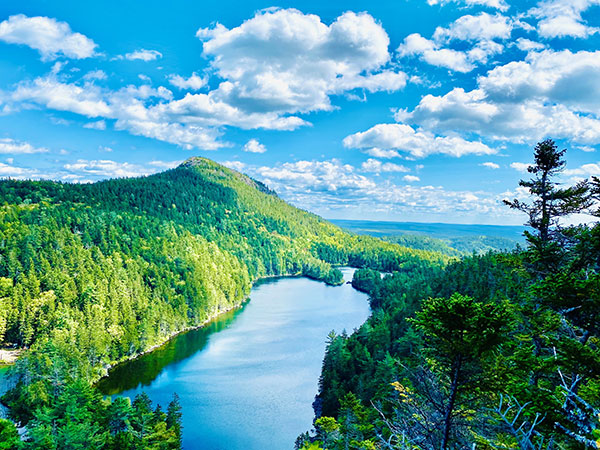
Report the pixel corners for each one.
[97,267,370,450]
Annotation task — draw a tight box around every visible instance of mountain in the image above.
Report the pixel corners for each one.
[0,157,446,380]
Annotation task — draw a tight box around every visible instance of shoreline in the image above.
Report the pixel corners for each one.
[2,268,356,385]
[96,268,352,383]
[93,298,249,383]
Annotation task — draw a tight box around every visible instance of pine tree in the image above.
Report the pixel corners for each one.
[504,139,590,274]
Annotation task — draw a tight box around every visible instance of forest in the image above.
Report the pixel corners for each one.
[0,157,446,449]
[1,141,598,449]
[297,140,600,450]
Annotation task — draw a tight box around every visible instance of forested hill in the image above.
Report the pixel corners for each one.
[0,156,451,447]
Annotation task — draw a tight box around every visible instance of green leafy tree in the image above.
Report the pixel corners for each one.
[0,419,22,450]
[412,293,511,450]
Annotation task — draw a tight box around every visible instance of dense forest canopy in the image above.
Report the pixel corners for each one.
[0,157,447,449]
[298,140,600,450]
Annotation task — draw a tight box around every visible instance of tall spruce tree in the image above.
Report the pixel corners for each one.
[504,139,590,274]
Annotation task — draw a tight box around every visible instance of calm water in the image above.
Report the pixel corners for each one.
[97,268,370,450]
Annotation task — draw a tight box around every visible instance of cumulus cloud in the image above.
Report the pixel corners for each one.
[5,73,227,149]
[83,70,107,81]
[563,163,600,177]
[427,0,509,11]
[11,74,112,117]
[363,148,402,159]
[343,123,496,158]
[197,8,406,115]
[479,50,600,112]
[83,120,106,130]
[0,15,97,61]
[256,160,376,193]
[243,138,267,153]
[510,162,532,172]
[515,38,546,52]
[397,12,514,72]
[398,34,475,72]
[433,13,513,42]
[0,162,43,179]
[248,159,514,221]
[0,138,49,154]
[63,159,155,178]
[530,0,600,38]
[168,73,207,90]
[148,160,183,169]
[221,160,247,172]
[3,9,409,150]
[399,49,600,144]
[481,162,500,169]
[360,158,409,173]
[123,49,162,61]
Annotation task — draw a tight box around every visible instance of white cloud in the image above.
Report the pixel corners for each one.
[343,123,496,158]
[0,162,42,178]
[427,0,509,11]
[0,138,49,154]
[168,73,207,90]
[63,159,154,178]
[248,159,514,221]
[197,9,406,115]
[360,158,409,173]
[0,14,97,61]
[578,145,596,152]
[363,147,402,159]
[479,50,600,112]
[221,160,247,172]
[563,163,600,176]
[481,162,500,169]
[11,74,111,117]
[433,13,513,42]
[115,119,224,150]
[256,160,376,193]
[515,38,546,52]
[403,175,421,182]
[84,120,106,130]
[148,160,183,169]
[401,50,600,144]
[243,138,267,153]
[6,73,227,149]
[510,162,532,172]
[3,9,408,150]
[123,49,162,61]
[398,12,514,72]
[530,0,600,38]
[398,34,475,72]
[83,70,107,81]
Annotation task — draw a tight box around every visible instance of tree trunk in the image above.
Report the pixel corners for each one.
[441,356,462,450]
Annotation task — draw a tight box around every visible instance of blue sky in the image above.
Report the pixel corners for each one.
[0,0,599,224]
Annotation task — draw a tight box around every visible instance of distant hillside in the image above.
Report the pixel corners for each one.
[331,219,525,255]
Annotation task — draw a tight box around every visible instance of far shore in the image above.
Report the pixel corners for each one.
[1,267,358,378]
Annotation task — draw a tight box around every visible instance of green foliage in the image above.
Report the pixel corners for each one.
[0,418,21,450]
[306,140,600,450]
[0,157,448,448]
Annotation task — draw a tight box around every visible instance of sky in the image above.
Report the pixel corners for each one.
[0,0,599,225]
